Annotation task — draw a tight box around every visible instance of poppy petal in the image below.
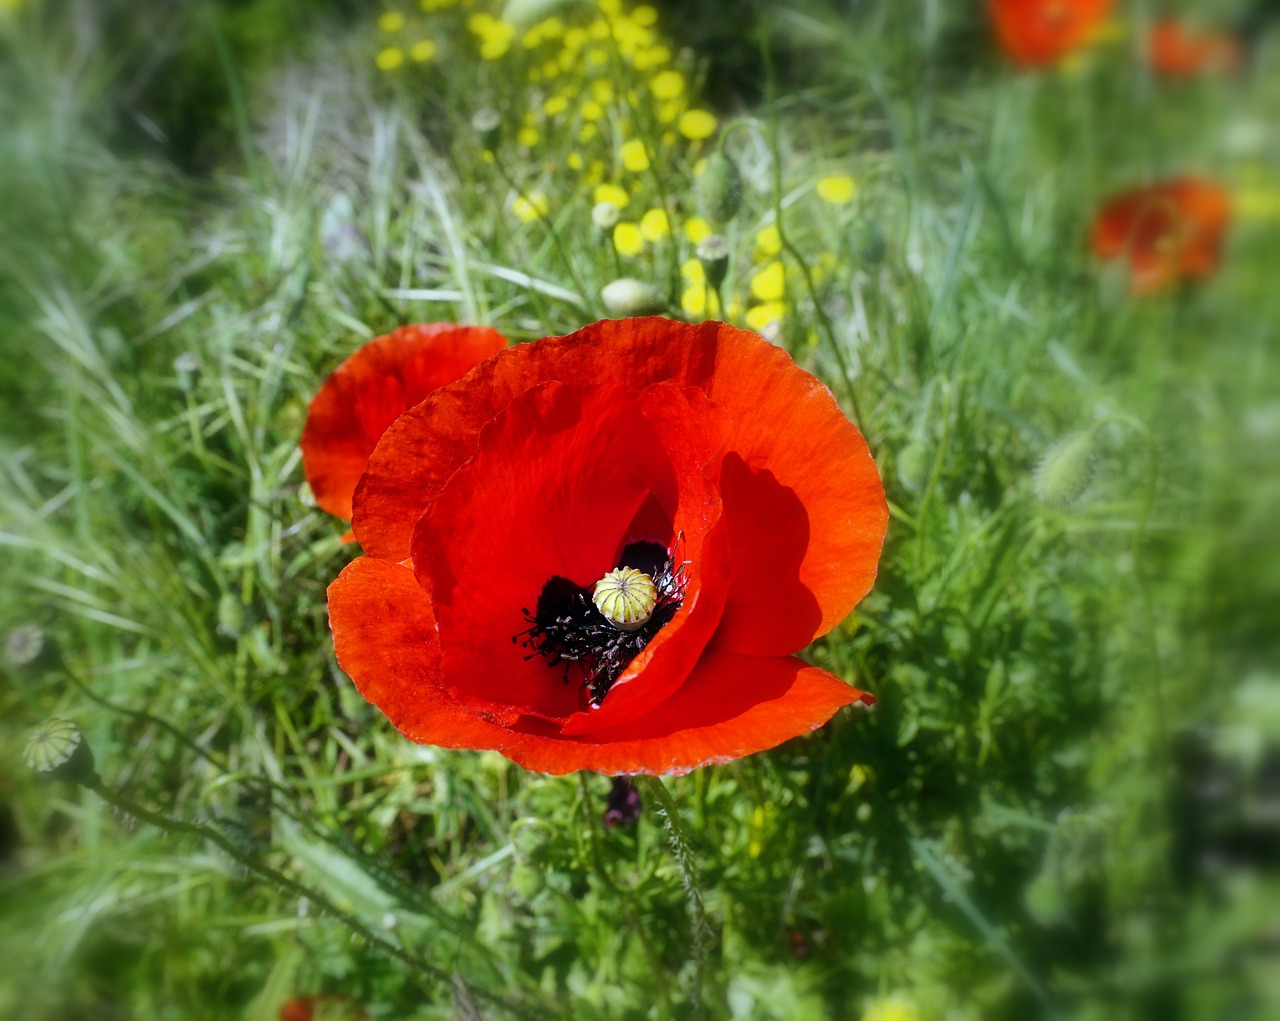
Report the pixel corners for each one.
[411,381,726,725]
[355,319,886,656]
[504,650,873,776]
[1090,180,1230,296]
[329,557,871,776]
[989,0,1112,67]
[302,324,506,522]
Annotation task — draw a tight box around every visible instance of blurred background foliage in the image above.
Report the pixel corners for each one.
[1,0,1278,1018]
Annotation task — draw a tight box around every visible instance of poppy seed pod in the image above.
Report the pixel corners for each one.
[592,200,622,232]
[471,108,502,151]
[601,278,666,317]
[23,718,98,786]
[697,149,743,225]
[696,234,730,292]
[5,623,60,672]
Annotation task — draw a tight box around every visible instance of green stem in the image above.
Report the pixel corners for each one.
[635,775,704,1021]
[577,774,674,1017]
[757,19,866,431]
[85,774,549,1021]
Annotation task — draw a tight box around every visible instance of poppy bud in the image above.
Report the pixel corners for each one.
[591,200,621,232]
[855,219,888,266]
[895,441,931,494]
[23,717,98,787]
[1034,431,1097,507]
[217,591,246,638]
[697,149,743,225]
[509,861,546,900]
[173,352,201,393]
[592,566,657,631]
[600,278,665,318]
[696,233,730,292]
[471,108,502,152]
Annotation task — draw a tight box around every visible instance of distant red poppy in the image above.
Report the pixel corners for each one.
[301,323,507,534]
[1148,18,1242,77]
[327,318,887,775]
[1090,180,1231,295]
[279,995,367,1021]
[989,0,1112,67]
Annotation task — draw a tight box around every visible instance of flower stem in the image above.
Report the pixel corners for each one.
[635,775,705,1021]
[576,773,674,1017]
[84,774,549,1021]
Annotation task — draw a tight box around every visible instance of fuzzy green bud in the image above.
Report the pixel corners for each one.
[855,219,888,266]
[509,861,546,900]
[895,441,931,494]
[172,352,201,393]
[697,149,743,225]
[601,278,665,318]
[217,591,246,639]
[1034,431,1097,507]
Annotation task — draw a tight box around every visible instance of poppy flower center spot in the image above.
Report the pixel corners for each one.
[514,540,687,706]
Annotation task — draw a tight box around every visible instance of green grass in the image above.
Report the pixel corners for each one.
[2,0,1278,1018]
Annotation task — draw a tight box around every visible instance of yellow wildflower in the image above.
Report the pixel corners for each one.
[597,0,622,15]
[816,174,857,205]
[594,183,630,208]
[861,996,919,1021]
[632,4,658,26]
[579,122,599,143]
[590,79,615,103]
[480,35,513,60]
[681,258,705,284]
[746,301,785,332]
[678,109,717,141]
[566,152,585,171]
[649,69,685,101]
[682,283,708,318]
[640,207,671,241]
[517,126,540,148]
[409,39,438,62]
[375,47,405,71]
[512,192,549,222]
[755,225,782,257]
[621,139,650,173]
[682,216,713,244]
[750,260,785,301]
[581,99,605,121]
[543,94,569,116]
[613,221,645,257]
[1237,188,1280,219]
[378,11,406,32]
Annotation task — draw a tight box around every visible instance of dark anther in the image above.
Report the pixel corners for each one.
[514,538,688,705]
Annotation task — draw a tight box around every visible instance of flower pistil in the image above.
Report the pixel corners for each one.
[515,540,687,705]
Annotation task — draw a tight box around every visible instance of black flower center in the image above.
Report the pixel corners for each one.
[514,539,687,706]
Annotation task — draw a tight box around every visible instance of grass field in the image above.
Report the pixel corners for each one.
[2,1,1278,1018]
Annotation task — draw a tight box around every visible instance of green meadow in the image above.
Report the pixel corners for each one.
[2,1,1278,1018]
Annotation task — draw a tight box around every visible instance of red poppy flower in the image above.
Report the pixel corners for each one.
[1148,19,1242,78]
[989,0,1112,67]
[279,995,367,1021]
[1089,179,1231,295]
[301,323,507,534]
[327,318,888,775]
